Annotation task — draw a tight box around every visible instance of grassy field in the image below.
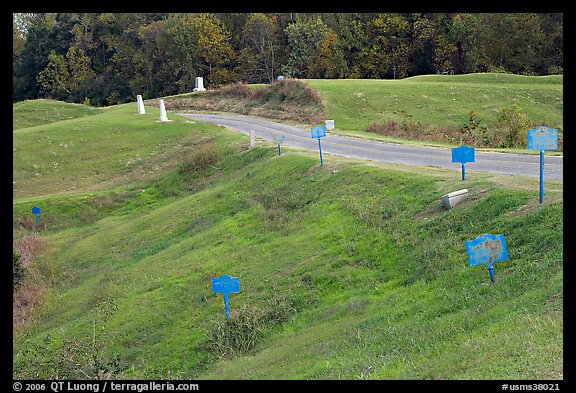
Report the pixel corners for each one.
[12,99,562,380]
[157,73,563,151]
[13,99,105,130]
[305,73,563,131]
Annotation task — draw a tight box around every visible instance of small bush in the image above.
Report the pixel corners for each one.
[215,82,253,99]
[264,78,323,105]
[14,329,124,379]
[366,116,428,142]
[497,104,531,148]
[13,251,25,290]
[179,141,220,176]
[206,295,296,358]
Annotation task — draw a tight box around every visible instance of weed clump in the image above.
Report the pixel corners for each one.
[365,105,561,150]
[14,298,124,379]
[206,296,296,358]
[13,251,25,290]
[162,78,325,124]
[179,141,220,176]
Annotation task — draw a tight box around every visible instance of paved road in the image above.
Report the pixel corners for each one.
[179,113,563,181]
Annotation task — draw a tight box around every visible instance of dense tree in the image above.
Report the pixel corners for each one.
[191,14,237,86]
[240,13,279,83]
[360,13,411,79]
[13,13,79,101]
[37,46,95,101]
[282,16,330,78]
[13,12,563,105]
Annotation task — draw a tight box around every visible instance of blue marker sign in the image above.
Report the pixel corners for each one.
[465,233,508,283]
[311,126,327,139]
[451,145,475,180]
[211,275,240,319]
[274,134,286,156]
[527,126,558,203]
[527,126,558,151]
[31,206,41,224]
[311,125,327,165]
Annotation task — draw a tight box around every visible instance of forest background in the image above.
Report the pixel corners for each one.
[13,13,563,106]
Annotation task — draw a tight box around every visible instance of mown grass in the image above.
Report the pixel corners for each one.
[13,99,562,380]
[13,99,105,130]
[13,101,242,200]
[305,73,563,142]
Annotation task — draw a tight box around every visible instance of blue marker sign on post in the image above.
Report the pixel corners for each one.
[465,233,508,283]
[211,275,240,319]
[31,206,41,224]
[527,126,558,203]
[451,145,475,180]
[274,134,286,156]
[311,125,327,166]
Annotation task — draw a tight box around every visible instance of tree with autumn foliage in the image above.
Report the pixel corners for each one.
[13,13,563,105]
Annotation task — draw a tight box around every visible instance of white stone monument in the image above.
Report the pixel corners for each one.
[442,189,469,209]
[325,120,335,130]
[137,95,145,114]
[249,130,255,147]
[193,77,206,92]
[159,99,169,122]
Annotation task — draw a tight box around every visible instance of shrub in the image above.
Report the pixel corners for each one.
[13,251,25,290]
[214,82,253,99]
[264,78,323,105]
[179,141,220,176]
[206,295,296,358]
[498,104,530,148]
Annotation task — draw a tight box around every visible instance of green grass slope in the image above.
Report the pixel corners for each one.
[305,73,563,133]
[13,99,105,131]
[13,100,240,200]
[13,100,563,380]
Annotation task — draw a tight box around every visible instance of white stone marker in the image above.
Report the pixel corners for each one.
[325,120,335,130]
[250,130,255,147]
[442,189,469,209]
[159,99,169,122]
[193,77,206,92]
[137,95,145,114]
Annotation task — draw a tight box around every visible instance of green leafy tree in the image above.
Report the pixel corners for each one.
[321,30,348,78]
[192,13,237,86]
[361,13,411,79]
[37,45,95,100]
[163,13,203,92]
[282,17,330,78]
[449,13,486,73]
[13,13,78,101]
[240,13,279,83]
[165,13,236,88]
[498,104,531,148]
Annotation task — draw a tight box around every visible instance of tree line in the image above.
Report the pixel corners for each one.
[13,13,563,106]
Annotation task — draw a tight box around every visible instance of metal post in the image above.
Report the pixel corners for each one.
[487,263,495,283]
[223,292,230,319]
[461,162,466,180]
[318,138,323,166]
[277,142,281,156]
[539,149,544,203]
[35,214,39,224]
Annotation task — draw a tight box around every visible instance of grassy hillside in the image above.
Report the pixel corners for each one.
[13,100,563,380]
[158,73,563,150]
[305,73,563,132]
[153,78,324,125]
[13,99,105,131]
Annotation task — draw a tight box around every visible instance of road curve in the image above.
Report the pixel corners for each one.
[178,113,563,181]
